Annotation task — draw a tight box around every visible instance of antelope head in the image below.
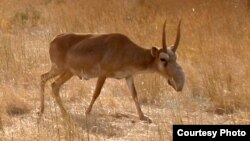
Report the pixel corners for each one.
[151,20,185,92]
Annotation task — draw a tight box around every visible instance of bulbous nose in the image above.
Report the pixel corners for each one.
[167,64,185,92]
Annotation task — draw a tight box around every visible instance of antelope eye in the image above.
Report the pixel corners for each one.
[160,58,168,66]
[160,58,166,62]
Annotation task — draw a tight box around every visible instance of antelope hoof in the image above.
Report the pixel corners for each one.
[62,113,71,122]
[140,116,152,123]
[85,109,91,115]
[37,109,44,117]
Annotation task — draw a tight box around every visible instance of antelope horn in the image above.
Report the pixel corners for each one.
[172,20,181,52]
[162,20,167,50]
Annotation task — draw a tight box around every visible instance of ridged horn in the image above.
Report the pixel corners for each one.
[172,20,181,52]
[162,20,167,50]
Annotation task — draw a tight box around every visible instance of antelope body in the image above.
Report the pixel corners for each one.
[40,20,185,122]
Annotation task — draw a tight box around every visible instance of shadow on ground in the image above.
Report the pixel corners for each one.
[71,112,141,138]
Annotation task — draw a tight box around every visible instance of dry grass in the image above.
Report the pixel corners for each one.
[0,0,250,140]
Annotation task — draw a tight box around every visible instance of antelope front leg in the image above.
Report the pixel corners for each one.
[86,76,106,114]
[126,76,152,123]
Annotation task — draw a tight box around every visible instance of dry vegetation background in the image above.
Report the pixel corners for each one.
[0,0,249,140]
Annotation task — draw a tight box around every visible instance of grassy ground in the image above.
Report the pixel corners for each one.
[0,0,250,140]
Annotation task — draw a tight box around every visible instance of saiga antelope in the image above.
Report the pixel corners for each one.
[40,20,185,122]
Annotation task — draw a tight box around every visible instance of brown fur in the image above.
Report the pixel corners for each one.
[40,21,184,123]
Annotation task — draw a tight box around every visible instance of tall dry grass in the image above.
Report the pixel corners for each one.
[0,0,250,140]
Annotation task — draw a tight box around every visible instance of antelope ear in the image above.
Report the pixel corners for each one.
[151,47,159,57]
